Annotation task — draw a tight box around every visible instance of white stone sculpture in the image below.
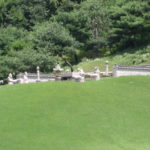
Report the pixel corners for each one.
[92,67,100,80]
[72,73,85,82]
[23,72,29,83]
[53,64,63,81]
[53,64,64,72]
[8,73,20,85]
[83,67,100,81]
[77,68,85,76]
[65,69,71,73]
[0,80,3,85]
[8,73,14,85]
[72,68,85,82]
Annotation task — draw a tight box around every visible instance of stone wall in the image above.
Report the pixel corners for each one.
[113,65,150,77]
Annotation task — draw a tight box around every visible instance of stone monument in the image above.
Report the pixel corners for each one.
[0,80,3,85]
[8,73,20,85]
[53,64,64,72]
[72,68,85,82]
[53,64,64,81]
[36,66,41,82]
[93,66,100,80]
[23,72,29,83]
[105,60,109,76]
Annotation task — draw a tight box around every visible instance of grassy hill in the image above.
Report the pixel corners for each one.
[0,76,150,150]
[74,45,150,72]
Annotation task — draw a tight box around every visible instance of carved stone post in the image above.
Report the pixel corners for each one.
[105,61,109,76]
[37,66,40,82]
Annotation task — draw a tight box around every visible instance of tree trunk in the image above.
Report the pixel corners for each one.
[62,57,74,72]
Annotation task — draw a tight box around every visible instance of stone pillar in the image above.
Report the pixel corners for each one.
[37,66,40,82]
[105,61,109,76]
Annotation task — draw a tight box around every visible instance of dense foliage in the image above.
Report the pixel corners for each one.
[0,0,150,80]
[109,0,150,52]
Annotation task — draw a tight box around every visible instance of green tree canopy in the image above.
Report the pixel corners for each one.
[0,26,30,55]
[109,0,150,52]
[30,21,79,66]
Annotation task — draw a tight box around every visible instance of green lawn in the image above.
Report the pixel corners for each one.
[0,76,150,150]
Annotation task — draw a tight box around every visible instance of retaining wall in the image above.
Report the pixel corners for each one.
[113,65,150,77]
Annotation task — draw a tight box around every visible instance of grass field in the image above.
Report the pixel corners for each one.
[0,76,150,150]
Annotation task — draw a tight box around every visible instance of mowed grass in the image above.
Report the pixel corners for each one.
[0,76,150,150]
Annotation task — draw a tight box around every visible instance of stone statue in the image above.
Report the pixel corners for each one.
[84,67,100,80]
[0,80,3,85]
[72,68,85,82]
[93,67,100,80]
[8,73,14,85]
[77,68,85,76]
[8,73,20,85]
[23,72,29,83]
[53,64,64,72]
[53,64,63,81]
[65,69,71,73]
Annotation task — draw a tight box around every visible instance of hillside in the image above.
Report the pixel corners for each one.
[0,77,150,150]
[74,45,150,72]
[0,0,150,81]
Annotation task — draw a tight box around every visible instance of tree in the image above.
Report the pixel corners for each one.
[109,0,150,52]
[0,49,58,81]
[54,0,112,58]
[0,0,66,30]
[0,26,30,55]
[81,0,111,57]
[30,21,79,70]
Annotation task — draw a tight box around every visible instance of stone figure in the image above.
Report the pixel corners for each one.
[0,80,3,85]
[84,67,100,80]
[8,73,20,85]
[8,73,14,85]
[53,64,64,72]
[53,64,63,81]
[23,72,29,83]
[72,68,85,82]
[65,69,71,73]
[92,67,100,80]
[77,68,85,76]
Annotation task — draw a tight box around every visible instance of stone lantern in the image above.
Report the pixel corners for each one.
[53,64,64,81]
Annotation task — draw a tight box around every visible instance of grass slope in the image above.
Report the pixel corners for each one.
[0,76,150,150]
[74,45,150,72]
